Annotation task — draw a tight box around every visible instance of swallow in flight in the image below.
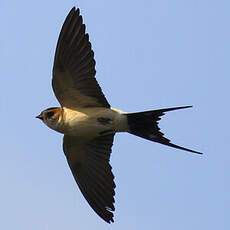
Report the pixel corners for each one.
[36,7,202,223]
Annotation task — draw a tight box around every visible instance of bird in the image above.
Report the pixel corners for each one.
[36,7,202,223]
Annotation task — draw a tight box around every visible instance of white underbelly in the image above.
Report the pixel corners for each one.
[67,117,108,137]
[59,107,128,139]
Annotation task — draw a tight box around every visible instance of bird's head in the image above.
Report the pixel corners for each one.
[36,107,62,130]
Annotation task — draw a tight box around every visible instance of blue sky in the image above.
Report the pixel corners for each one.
[0,0,228,229]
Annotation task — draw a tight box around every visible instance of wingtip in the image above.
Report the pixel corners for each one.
[101,213,114,224]
[69,6,80,15]
[70,6,76,13]
[66,7,77,20]
[107,217,114,224]
[75,7,80,15]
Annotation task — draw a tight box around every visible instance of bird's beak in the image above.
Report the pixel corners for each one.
[36,114,43,120]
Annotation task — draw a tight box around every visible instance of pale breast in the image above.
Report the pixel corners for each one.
[58,107,119,138]
[55,107,128,139]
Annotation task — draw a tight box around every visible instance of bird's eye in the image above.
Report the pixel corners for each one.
[46,111,54,119]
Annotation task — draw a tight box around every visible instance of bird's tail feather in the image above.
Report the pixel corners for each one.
[126,106,202,154]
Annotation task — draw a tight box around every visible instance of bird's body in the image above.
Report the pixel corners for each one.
[48,107,128,138]
[37,7,202,223]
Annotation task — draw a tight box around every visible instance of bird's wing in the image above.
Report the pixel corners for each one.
[63,134,115,223]
[52,7,110,109]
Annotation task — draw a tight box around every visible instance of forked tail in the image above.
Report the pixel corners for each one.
[127,106,202,154]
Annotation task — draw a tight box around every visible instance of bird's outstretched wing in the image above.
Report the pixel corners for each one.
[52,7,110,109]
[63,134,115,223]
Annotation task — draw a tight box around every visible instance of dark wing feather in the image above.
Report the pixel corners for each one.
[52,7,110,108]
[63,134,115,223]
